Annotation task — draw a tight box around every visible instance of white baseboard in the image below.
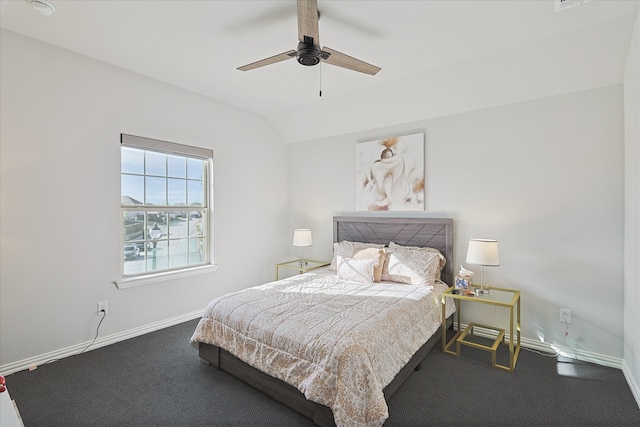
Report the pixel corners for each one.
[1,309,205,376]
[4,314,635,404]
[621,360,640,409]
[454,323,624,369]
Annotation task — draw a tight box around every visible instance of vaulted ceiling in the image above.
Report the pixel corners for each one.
[1,0,638,143]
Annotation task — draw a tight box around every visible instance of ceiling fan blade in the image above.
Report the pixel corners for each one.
[237,50,297,71]
[321,47,381,75]
[298,0,320,45]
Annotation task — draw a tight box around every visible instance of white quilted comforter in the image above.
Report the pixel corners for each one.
[190,269,455,427]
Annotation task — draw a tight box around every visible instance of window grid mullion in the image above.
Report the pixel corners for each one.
[122,142,210,278]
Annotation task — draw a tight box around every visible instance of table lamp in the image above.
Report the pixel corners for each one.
[293,229,312,266]
[466,239,499,294]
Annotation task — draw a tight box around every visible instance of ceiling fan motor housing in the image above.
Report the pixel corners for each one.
[296,40,321,66]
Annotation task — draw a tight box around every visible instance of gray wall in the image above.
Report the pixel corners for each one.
[623,8,640,404]
[289,85,625,362]
[0,30,289,368]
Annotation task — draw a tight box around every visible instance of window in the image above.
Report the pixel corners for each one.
[120,134,213,280]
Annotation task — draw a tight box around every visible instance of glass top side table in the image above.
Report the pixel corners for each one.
[275,259,330,280]
[441,285,521,372]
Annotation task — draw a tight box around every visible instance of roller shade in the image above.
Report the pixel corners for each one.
[121,134,213,160]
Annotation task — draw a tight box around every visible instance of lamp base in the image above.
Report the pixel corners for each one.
[298,260,308,267]
[476,288,491,295]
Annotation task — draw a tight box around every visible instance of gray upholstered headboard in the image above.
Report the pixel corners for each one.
[333,216,454,286]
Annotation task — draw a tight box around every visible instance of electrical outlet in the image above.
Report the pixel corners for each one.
[97,301,108,316]
[560,308,572,324]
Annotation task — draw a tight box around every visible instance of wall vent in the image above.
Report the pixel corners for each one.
[555,0,592,12]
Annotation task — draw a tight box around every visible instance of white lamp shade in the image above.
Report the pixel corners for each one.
[466,239,499,266]
[293,229,312,247]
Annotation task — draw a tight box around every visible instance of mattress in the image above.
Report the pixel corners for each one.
[191,268,455,427]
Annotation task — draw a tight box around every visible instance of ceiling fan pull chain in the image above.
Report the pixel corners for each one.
[319,62,322,97]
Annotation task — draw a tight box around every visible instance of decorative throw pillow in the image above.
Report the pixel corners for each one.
[330,241,353,271]
[329,241,385,271]
[381,248,444,286]
[388,242,446,279]
[352,247,386,282]
[336,255,375,285]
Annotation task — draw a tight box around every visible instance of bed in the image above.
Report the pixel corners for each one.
[191,216,455,427]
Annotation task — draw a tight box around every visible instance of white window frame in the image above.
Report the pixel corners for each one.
[116,134,216,289]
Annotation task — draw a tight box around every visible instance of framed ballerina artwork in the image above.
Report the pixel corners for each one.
[355,133,425,211]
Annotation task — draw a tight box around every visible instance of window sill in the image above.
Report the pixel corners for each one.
[115,264,218,289]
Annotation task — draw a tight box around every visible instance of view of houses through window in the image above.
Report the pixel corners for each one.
[121,135,212,277]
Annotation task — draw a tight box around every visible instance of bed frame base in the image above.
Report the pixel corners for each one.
[200,341,334,425]
[199,316,453,427]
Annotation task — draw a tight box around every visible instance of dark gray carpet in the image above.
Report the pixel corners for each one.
[6,319,640,426]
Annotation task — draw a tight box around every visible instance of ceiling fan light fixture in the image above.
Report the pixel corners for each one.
[28,0,56,16]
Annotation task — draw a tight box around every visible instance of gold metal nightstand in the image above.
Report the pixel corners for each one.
[275,259,330,280]
[442,285,521,372]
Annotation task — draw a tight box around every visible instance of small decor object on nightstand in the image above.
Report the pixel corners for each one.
[455,265,474,290]
[293,229,312,266]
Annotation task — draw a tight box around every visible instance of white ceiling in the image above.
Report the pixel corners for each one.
[1,0,638,143]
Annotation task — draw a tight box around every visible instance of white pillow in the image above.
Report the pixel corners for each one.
[381,249,444,286]
[336,255,375,285]
[388,242,446,279]
[352,247,386,282]
[329,241,384,271]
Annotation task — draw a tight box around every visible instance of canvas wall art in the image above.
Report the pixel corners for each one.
[355,133,424,211]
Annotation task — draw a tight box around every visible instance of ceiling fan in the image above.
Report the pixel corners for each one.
[237,0,381,76]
